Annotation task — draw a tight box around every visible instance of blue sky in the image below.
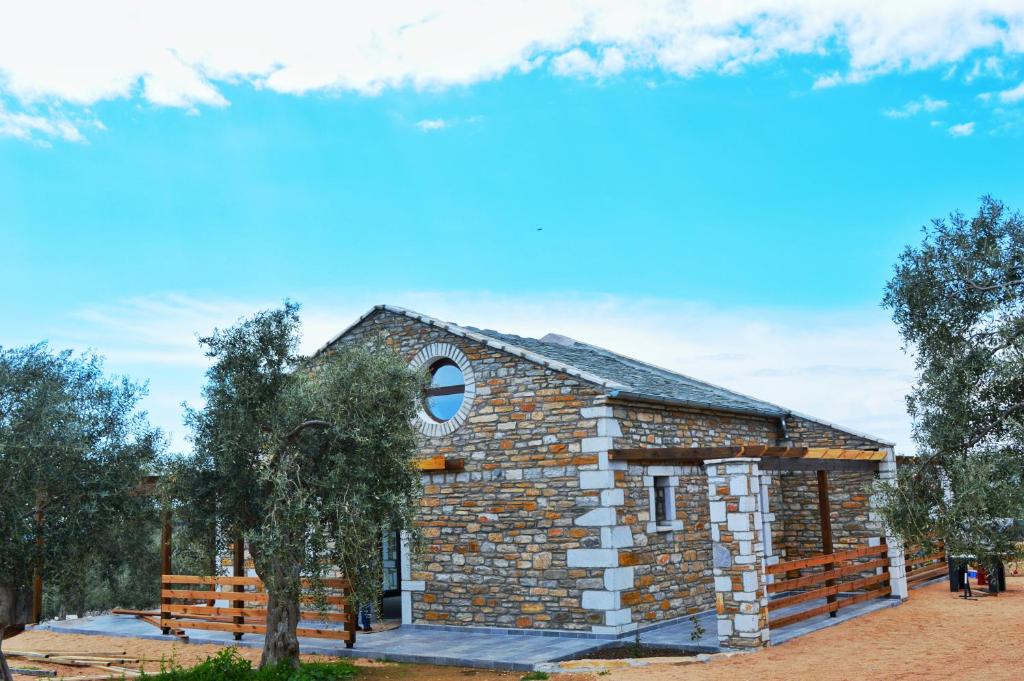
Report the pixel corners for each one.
[3,3,1024,453]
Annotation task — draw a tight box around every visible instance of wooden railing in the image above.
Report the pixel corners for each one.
[904,542,946,587]
[766,544,891,629]
[160,575,357,648]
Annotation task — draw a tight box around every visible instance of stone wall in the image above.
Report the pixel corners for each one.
[617,466,715,624]
[773,470,880,559]
[611,402,778,449]
[336,309,608,631]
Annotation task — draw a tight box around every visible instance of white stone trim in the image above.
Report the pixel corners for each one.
[399,530,414,625]
[645,473,684,534]
[408,342,476,437]
[876,446,909,599]
[575,402,634,634]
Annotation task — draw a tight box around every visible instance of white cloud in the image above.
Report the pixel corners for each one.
[883,95,949,118]
[415,118,448,131]
[948,121,975,136]
[2,2,1024,139]
[413,115,482,132]
[0,105,87,143]
[811,71,845,90]
[41,291,916,455]
[997,80,1024,103]
[552,47,627,78]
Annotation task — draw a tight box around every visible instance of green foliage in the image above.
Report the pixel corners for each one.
[520,672,549,681]
[172,302,423,666]
[880,196,1024,568]
[0,343,161,627]
[142,648,356,681]
[688,614,706,642]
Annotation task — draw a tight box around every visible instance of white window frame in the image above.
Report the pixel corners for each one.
[644,468,684,533]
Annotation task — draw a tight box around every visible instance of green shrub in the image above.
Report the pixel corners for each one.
[520,673,549,681]
[141,649,357,681]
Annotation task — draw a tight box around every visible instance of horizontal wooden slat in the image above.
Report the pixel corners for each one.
[164,618,352,642]
[768,558,888,594]
[767,544,889,575]
[162,575,350,589]
[907,565,948,584]
[163,589,268,603]
[166,605,350,621]
[295,627,353,641]
[162,589,348,606]
[769,572,890,611]
[906,553,945,570]
[162,575,263,586]
[769,586,891,629]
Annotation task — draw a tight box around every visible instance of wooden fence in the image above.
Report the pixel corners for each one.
[904,543,946,587]
[766,544,891,630]
[160,575,357,648]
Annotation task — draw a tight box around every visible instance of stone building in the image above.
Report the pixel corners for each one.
[322,305,905,648]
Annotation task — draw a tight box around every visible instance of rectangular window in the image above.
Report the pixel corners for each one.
[653,476,670,524]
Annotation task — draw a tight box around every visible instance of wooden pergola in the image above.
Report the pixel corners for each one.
[611,444,890,621]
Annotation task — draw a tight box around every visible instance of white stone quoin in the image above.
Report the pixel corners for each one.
[705,458,769,649]
[575,403,637,634]
[875,447,909,599]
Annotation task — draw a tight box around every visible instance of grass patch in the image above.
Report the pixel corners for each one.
[142,649,357,681]
[519,673,549,680]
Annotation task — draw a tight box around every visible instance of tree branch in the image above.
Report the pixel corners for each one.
[283,420,332,442]
[963,277,1024,293]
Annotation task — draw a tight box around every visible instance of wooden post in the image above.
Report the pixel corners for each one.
[31,495,44,624]
[160,510,172,635]
[232,532,245,641]
[816,470,837,617]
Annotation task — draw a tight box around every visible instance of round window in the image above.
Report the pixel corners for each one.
[409,342,475,436]
[424,359,465,422]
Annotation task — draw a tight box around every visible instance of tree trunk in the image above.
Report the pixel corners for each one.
[254,549,302,670]
[0,630,13,681]
[261,582,301,669]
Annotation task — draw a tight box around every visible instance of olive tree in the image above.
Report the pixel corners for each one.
[0,344,160,681]
[878,196,1024,570]
[176,303,422,668]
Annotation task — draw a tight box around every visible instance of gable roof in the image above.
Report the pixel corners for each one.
[320,305,894,446]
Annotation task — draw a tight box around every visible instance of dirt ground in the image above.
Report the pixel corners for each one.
[6,577,1022,681]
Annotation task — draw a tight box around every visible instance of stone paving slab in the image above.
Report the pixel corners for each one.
[34,615,610,671]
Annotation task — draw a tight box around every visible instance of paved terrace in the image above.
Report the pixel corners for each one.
[33,596,899,671]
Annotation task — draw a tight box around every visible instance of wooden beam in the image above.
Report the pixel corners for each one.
[160,510,172,635]
[32,493,43,625]
[758,458,878,473]
[232,533,245,641]
[817,470,837,617]
[609,445,886,468]
[416,456,466,472]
